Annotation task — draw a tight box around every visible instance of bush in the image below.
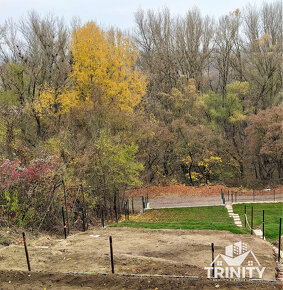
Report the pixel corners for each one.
[0,158,62,230]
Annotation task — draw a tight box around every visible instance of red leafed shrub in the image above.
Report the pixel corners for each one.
[0,160,20,188]
[0,157,62,230]
[0,158,57,189]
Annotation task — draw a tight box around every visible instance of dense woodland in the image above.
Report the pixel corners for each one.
[0,2,282,228]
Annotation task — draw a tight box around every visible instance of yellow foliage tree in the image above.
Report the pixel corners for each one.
[69,22,146,112]
[34,22,146,116]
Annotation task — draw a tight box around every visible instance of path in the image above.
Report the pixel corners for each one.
[225,203,242,227]
[147,194,283,209]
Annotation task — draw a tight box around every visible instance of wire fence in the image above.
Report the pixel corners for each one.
[221,189,283,204]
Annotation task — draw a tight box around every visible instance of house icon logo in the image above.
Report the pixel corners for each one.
[204,241,265,279]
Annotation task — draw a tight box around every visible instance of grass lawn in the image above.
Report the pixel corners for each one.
[112,206,244,234]
[233,202,283,241]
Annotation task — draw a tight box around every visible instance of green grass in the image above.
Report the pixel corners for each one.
[112,206,244,234]
[233,202,283,241]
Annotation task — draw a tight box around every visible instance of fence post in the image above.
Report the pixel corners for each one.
[62,206,67,239]
[80,184,87,230]
[81,208,86,232]
[244,205,246,228]
[114,191,118,224]
[132,197,134,214]
[251,206,253,235]
[262,210,265,240]
[279,217,282,262]
[62,180,70,235]
[127,199,130,221]
[109,236,114,273]
[22,232,31,271]
[211,243,215,278]
[142,196,145,213]
[231,193,233,203]
[253,190,255,201]
[274,190,276,202]
[101,209,105,228]
[235,191,237,202]
[124,201,127,220]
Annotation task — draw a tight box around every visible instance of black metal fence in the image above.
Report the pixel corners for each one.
[221,189,283,204]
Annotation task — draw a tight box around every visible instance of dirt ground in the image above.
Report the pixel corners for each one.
[0,270,281,290]
[0,227,278,283]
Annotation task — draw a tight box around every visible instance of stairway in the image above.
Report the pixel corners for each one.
[225,203,282,281]
[225,204,242,227]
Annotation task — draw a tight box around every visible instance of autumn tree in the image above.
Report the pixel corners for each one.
[243,1,282,111]
[246,106,283,184]
[0,12,71,146]
[68,22,146,112]
[200,81,251,179]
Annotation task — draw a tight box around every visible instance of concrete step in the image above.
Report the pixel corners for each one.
[225,205,243,228]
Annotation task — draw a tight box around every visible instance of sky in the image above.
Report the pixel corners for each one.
[0,0,278,30]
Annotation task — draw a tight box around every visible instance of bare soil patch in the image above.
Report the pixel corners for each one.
[0,270,281,290]
[0,227,278,281]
